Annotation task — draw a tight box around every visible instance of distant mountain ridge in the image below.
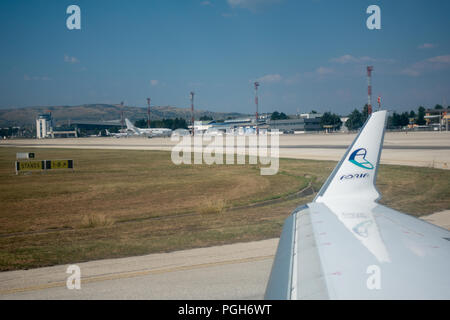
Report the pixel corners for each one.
[0,104,247,127]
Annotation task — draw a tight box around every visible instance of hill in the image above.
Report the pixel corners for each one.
[0,104,247,127]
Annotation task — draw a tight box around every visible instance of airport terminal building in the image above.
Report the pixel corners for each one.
[266,118,322,133]
[195,116,323,134]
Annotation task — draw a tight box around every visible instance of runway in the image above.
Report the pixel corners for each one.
[0,239,277,300]
[2,131,450,169]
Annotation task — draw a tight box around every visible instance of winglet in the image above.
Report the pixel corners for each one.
[314,110,388,203]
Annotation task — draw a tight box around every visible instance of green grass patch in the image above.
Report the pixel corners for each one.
[0,147,448,271]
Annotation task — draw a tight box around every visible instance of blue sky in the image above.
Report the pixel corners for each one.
[0,0,449,116]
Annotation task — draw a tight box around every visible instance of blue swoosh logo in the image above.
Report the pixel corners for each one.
[349,148,374,170]
[352,220,373,238]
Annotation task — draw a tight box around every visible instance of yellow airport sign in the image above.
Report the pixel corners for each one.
[16,160,44,172]
[45,160,74,170]
[15,159,73,174]
[49,160,70,169]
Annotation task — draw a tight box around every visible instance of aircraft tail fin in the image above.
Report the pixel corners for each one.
[125,118,140,134]
[125,118,134,130]
[314,110,388,203]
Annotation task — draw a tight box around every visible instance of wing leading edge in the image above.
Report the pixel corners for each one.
[265,110,450,300]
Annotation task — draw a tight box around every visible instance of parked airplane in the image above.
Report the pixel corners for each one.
[105,129,129,138]
[89,131,102,137]
[171,128,190,137]
[125,118,172,137]
[265,110,450,299]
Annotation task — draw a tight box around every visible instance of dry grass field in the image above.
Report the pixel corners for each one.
[0,147,449,271]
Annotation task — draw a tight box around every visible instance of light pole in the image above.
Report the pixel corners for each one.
[190,92,195,136]
[147,98,151,128]
[367,66,373,115]
[254,82,260,134]
[120,101,124,131]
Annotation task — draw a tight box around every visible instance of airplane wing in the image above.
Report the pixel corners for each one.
[265,110,450,300]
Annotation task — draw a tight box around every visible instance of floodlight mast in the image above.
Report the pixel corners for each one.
[367,66,373,115]
[190,92,195,136]
[120,101,124,131]
[147,98,151,128]
[254,81,260,134]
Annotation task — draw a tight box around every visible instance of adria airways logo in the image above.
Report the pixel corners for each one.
[349,148,374,170]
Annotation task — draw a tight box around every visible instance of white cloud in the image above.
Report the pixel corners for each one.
[316,67,334,75]
[428,55,450,63]
[284,73,301,85]
[64,54,79,64]
[227,0,282,12]
[358,56,378,63]
[400,68,420,77]
[150,80,159,86]
[255,74,282,83]
[401,54,450,77]
[330,54,359,64]
[330,54,393,64]
[418,43,436,49]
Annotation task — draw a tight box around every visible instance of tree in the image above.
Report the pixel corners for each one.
[135,118,187,130]
[271,111,289,120]
[435,104,443,110]
[417,106,426,125]
[362,104,369,123]
[271,111,280,120]
[389,112,410,128]
[135,119,147,127]
[400,112,410,127]
[391,112,400,127]
[199,115,213,121]
[321,112,342,130]
[279,112,288,120]
[386,115,394,129]
[345,109,364,131]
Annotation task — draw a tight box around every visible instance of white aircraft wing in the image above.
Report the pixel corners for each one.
[265,110,450,299]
